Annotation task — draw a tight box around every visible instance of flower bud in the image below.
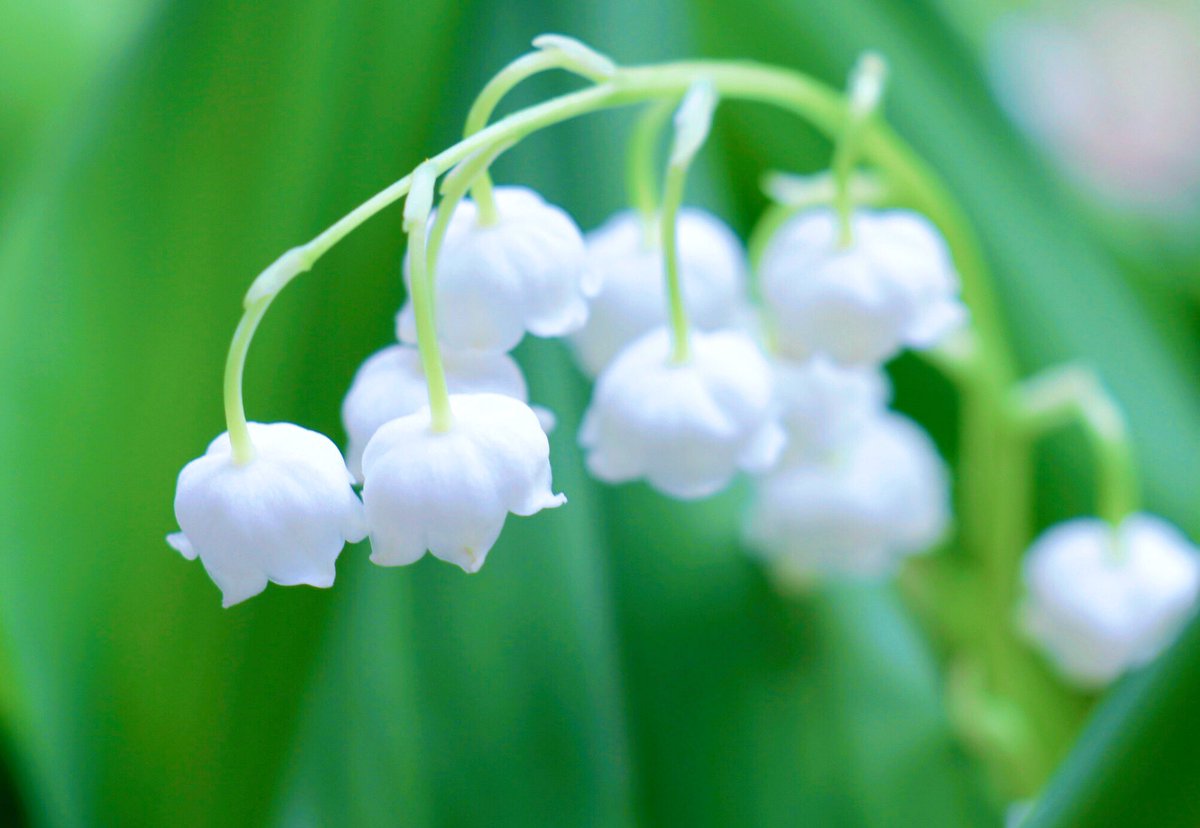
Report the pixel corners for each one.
[361,393,565,573]
[579,328,784,499]
[760,208,966,365]
[570,209,748,376]
[397,186,594,353]
[168,423,367,607]
[341,344,529,480]
[1021,514,1200,688]
[745,413,949,579]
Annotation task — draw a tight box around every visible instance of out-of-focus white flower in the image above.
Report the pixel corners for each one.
[759,208,966,366]
[773,355,890,462]
[1021,514,1200,688]
[745,413,949,579]
[361,393,565,573]
[168,423,367,607]
[579,328,784,499]
[341,344,529,481]
[989,1,1200,212]
[397,186,594,353]
[569,208,749,376]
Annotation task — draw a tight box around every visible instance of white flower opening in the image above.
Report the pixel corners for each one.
[759,207,967,365]
[397,186,595,353]
[1021,514,1200,688]
[168,423,367,607]
[361,393,566,573]
[341,344,530,480]
[579,328,784,499]
[569,208,749,376]
[745,413,949,579]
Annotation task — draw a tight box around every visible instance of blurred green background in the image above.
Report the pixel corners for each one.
[2,0,1199,826]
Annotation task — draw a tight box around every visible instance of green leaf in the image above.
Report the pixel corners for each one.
[1023,614,1200,827]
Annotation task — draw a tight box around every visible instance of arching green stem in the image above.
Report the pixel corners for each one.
[625,100,676,246]
[463,51,563,225]
[229,55,1018,488]
[661,80,717,364]
[831,53,887,247]
[222,295,273,464]
[1015,365,1139,528]
[428,141,518,278]
[404,162,452,432]
[462,38,615,225]
[660,163,692,363]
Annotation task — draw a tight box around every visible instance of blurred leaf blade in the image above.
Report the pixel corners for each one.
[0,0,468,823]
[1024,613,1200,827]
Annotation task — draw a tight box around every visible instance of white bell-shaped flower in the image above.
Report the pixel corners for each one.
[579,327,784,499]
[168,423,367,607]
[1021,514,1200,688]
[569,208,749,375]
[341,344,528,481]
[773,355,889,462]
[759,208,967,365]
[397,186,593,353]
[745,413,949,579]
[361,392,565,573]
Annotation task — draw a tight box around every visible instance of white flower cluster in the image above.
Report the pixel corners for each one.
[743,207,963,581]
[172,185,588,605]
[169,167,967,604]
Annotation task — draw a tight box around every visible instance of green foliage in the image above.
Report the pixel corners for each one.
[1,0,1198,826]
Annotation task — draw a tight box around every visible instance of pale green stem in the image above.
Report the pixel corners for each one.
[463,48,606,225]
[222,295,273,464]
[625,100,675,245]
[413,143,516,381]
[1014,366,1139,528]
[920,333,1093,794]
[405,163,452,432]
[660,162,692,363]
[229,58,1017,476]
[831,56,885,247]
[427,141,518,279]
[831,119,866,247]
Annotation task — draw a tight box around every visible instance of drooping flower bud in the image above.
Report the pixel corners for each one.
[1021,514,1200,688]
[759,208,966,365]
[341,344,529,481]
[361,393,566,573]
[745,413,949,579]
[569,209,749,376]
[397,186,594,353]
[579,328,784,499]
[773,355,889,463]
[168,423,367,607]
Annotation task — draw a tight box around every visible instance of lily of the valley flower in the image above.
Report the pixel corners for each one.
[579,327,784,499]
[759,208,966,365]
[168,423,367,607]
[745,413,949,579]
[1021,514,1200,688]
[773,355,889,463]
[397,186,595,353]
[570,208,749,375]
[341,344,529,480]
[361,392,565,573]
